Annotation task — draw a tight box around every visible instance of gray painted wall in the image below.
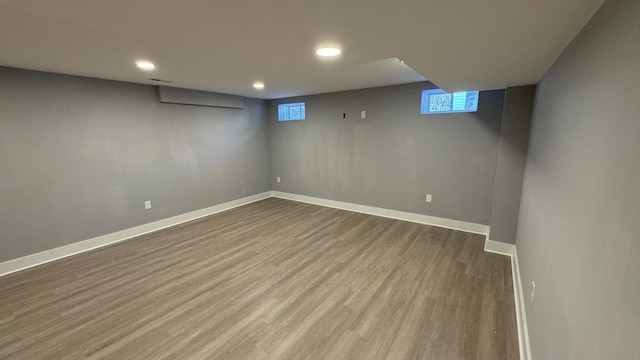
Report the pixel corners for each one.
[489,86,535,244]
[516,1,640,358]
[0,67,270,261]
[268,82,505,225]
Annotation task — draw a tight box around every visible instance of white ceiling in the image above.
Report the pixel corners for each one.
[0,0,603,99]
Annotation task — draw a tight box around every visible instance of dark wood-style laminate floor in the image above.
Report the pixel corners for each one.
[0,198,518,360]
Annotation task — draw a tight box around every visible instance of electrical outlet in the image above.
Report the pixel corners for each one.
[361,110,366,119]
[425,194,432,203]
[144,200,151,210]
[530,281,536,303]
[276,177,281,183]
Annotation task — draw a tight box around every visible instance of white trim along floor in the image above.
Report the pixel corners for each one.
[0,190,530,359]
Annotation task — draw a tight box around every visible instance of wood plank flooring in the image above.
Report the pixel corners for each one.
[0,198,518,359]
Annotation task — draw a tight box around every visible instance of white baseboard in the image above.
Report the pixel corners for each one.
[273,191,530,358]
[0,191,272,277]
[1,190,492,276]
[511,247,532,360]
[484,237,530,360]
[272,191,489,235]
[1,188,530,360]
[484,239,515,256]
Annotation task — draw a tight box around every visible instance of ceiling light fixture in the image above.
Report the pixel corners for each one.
[315,46,341,57]
[136,60,155,71]
[253,81,265,90]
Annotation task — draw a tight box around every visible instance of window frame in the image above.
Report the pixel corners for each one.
[278,102,306,121]
[420,89,479,115]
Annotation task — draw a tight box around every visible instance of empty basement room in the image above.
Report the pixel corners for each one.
[0,0,638,359]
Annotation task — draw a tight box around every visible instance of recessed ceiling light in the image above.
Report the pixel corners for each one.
[316,47,341,57]
[253,81,265,90]
[136,60,155,71]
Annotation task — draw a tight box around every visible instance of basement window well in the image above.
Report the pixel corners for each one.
[278,102,306,121]
[420,89,479,115]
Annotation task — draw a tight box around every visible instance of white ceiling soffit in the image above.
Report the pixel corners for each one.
[0,0,603,99]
